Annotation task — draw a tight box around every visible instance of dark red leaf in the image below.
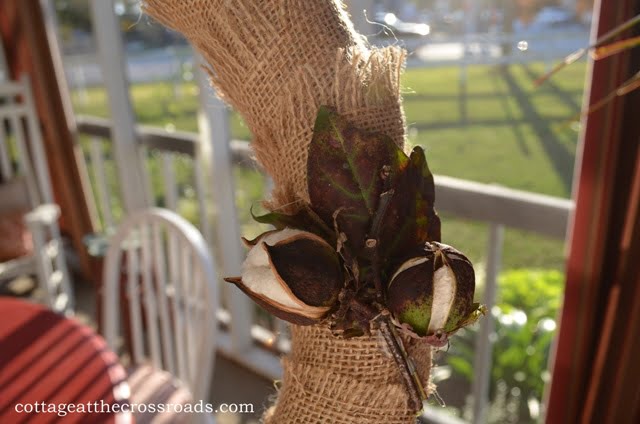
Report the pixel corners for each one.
[307,106,407,253]
[380,146,441,272]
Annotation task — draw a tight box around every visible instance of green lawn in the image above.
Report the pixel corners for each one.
[71,62,586,272]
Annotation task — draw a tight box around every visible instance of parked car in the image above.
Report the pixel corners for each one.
[514,6,581,33]
[434,9,503,35]
[373,12,431,37]
[533,6,578,28]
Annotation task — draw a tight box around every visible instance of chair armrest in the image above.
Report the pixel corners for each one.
[23,203,61,226]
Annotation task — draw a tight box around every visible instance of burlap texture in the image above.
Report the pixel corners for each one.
[143,0,406,210]
[143,1,432,422]
[263,325,432,424]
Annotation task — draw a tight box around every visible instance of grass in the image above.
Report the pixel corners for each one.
[70,61,586,272]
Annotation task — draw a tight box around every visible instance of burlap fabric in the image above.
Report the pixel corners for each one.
[263,325,432,423]
[143,1,432,422]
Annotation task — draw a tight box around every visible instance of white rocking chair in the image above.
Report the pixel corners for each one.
[0,75,73,314]
[102,208,218,424]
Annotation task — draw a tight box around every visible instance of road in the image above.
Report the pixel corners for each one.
[62,30,590,88]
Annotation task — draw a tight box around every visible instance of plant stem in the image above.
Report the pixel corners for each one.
[367,188,395,301]
[377,316,426,412]
[370,189,394,238]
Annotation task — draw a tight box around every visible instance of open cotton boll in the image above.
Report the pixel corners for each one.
[427,265,456,333]
[241,228,321,311]
[387,241,479,343]
[225,227,342,326]
[390,257,429,282]
[241,262,305,311]
[244,228,308,270]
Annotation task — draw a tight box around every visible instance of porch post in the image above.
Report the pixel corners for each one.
[194,63,253,352]
[88,0,149,211]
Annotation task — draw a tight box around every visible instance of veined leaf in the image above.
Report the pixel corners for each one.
[307,106,406,252]
[380,146,441,271]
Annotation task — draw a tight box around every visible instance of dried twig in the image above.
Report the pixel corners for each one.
[535,13,640,87]
[377,315,427,411]
[366,165,395,301]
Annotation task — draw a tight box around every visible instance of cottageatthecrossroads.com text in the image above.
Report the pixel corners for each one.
[13,400,255,417]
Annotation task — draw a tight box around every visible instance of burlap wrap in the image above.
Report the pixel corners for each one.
[143,1,432,422]
[263,325,432,423]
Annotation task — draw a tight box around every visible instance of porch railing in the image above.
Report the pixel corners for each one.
[75,115,573,423]
[76,115,285,379]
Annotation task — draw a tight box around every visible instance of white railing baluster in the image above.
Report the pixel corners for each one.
[180,242,195,379]
[471,223,504,424]
[168,231,188,383]
[9,113,39,204]
[162,153,178,211]
[152,222,177,375]
[193,155,212,245]
[275,319,291,353]
[89,136,114,229]
[192,264,206,351]
[139,145,154,207]
[22,76,54,204]
[29,221,54,307]
[126,243,145,365]
[140,224,162,370]
[48,219,74,312]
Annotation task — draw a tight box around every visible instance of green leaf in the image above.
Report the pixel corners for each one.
[380,146,441,270]
[250,205,335,244]
[307,106,407,253]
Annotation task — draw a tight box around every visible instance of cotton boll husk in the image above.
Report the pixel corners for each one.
[226,228,342,325]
